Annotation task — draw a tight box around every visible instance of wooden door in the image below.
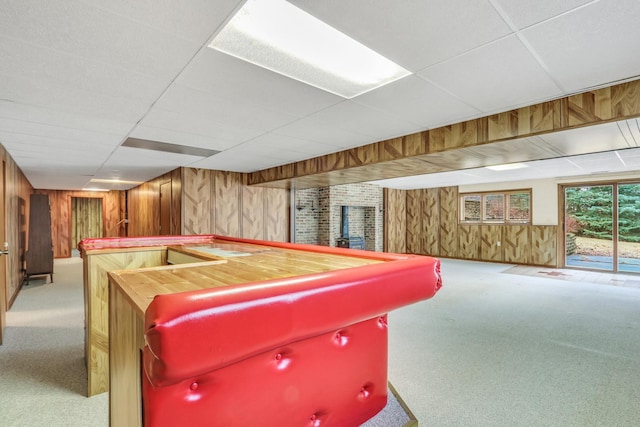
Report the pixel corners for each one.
[0,161,6,344]
[159,181,171,235]
[72,197,103,250]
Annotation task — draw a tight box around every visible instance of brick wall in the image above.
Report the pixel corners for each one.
[294,183,383,251]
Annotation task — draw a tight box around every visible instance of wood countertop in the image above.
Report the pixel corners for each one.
[108,240,383,317]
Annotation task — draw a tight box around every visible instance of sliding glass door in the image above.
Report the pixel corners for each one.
[564,182,640,273]
[565,185,614,271]
[617,183,640,273]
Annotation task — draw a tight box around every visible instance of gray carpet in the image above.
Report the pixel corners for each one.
[2,257,640,426]
[0,258,108,426]
[0,258,410,426]
[389,259,640,426]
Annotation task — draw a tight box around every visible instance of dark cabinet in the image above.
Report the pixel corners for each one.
[25,194,54,284]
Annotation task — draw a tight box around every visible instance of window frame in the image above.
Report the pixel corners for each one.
[459,189,531,225]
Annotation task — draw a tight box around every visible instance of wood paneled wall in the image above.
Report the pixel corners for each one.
[127,169,181,237]
[35,189,125,258]
[384,188,406,253]
[386,186,558,267]
[249,79,640,189]
[181,168,289,241]
[1,145,34,344]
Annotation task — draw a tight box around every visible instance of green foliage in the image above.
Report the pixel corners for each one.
[565,184,640,243]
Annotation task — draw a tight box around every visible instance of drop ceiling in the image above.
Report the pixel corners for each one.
[1,0,640,190]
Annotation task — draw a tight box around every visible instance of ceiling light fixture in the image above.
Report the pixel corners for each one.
[82,188,110,192]
[90,178,144,185]
[209,0,411,98]
[485,163,529,171]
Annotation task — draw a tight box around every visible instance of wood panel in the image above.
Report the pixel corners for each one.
[611,81,640,118]
[36,190,124,257]
[384,188,406,253]
[264,187,289,242]
[405,190,421,254]
[72,197,103,246]
[170,168,182,235]
[458,225,480,259]
[531,225,558,267]
[213,171,241,237]
[4,150,32,312]
[481,225,504,262]
[439,187,458,258]
[504,225,530,264]
[180,168,289,240]
[182,168,211,235]
[421,188,439,256]
[248,79,640,189]
[127,181,159,237]
[109,280,145,426]
[84,249,166,396]
[242,185,265,240]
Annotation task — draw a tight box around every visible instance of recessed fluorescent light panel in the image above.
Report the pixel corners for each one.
[485,163,529,171]
[209,0,411,98]
[90,178,144,185]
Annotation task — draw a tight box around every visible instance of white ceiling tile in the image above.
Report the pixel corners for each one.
[0,135,117,160]
[80,0,243,44]
[152,84,299,133]
[101,146,204,167]
[0,101,132,135]
[522,0,640,92]
[353,75,481,128]
[290,0,512,71]
[224,142,310,163]
[189,151,285,173]
[15,157,99,174]
[94,146,206,182]
[419,35,562,113]
[492,0,594,29]
[301,101,422,140]
[128,126,232,152]
[176,50,344,117]
[0,1,639,190]
[245,133,342,156]
[0,73,151,123]
[0,0,201,78]
[0,36,171,105]
[139,108,263,147]
[26,174,93,190]
[273,121,372,148]
[0,118,122,147]
[537,123,630,156]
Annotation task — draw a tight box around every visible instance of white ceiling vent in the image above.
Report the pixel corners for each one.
[122,138,220,157]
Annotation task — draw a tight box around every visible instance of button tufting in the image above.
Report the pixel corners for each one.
[309,413,322,426]
[377,316,388,328]
[334,330,348,346]
[190,382,199,391]
[275,353,282,361]
[358,384,372,400]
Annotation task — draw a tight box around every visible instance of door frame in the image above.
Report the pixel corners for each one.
[0,161,6,344]
[68,195,106,256]
[560,178,640,273]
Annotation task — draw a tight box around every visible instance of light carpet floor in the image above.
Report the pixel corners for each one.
[2,257,640,426]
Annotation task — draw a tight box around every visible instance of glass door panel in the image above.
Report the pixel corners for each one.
[618,183,640,273]
[565,185,614,271]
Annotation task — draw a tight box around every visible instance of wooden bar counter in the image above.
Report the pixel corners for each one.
[106,236,438,426]
[79,235,221,396]
[108,236,388,426]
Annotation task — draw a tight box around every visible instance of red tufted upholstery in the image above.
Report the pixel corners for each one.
[142,244,441,427]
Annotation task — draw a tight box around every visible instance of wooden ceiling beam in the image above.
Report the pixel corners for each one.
[248,79,640,189]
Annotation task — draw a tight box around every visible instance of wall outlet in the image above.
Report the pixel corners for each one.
[497,241,501,247]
